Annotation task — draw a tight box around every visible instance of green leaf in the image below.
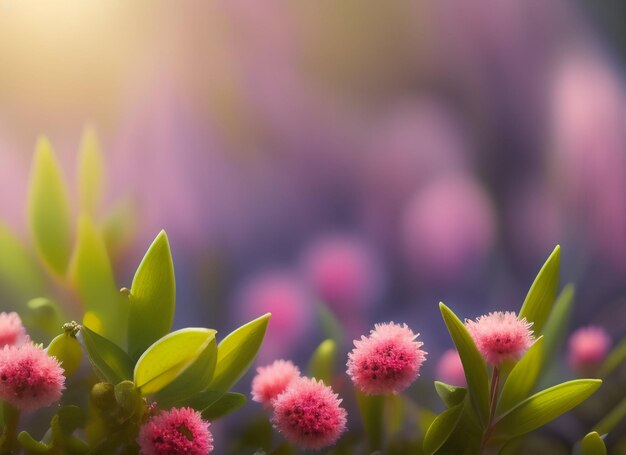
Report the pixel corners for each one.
[102,198,137,256]
[175,389,224,410]
[541,284,574,368]
[17,431,50,453]
[208,313,270,391]
[317,303,344,347]
[128,230,176,360]
[25,298,65,339]
[47,333,83,377]
[27,137,72,275]
[518,245,560,335]
[307,339,337,384]
[77,126,104,214]
[435,399,482,454]
[434,381,467,408]
[497,337,544,415]
[79,325,133,384]
[70,215,126,345]
[492,379,602,441]
[201,392,246,420]
[0,225,46,303]
[594,396,626,436]
[582,432,607,455]
[423,402,464,455]
[439,302,489,426]
[134,328,216,395]
[599,336,626,378]
[155,336,218,405]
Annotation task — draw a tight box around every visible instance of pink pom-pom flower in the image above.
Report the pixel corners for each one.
[251,359,301,408]
[567,326,611,372]
[138,407,213,455]
[0,312,28,347]
[0,343,65,411]
[347,322,427,395]
[436,349,466,387]
[465,311,534,365]
[272,377,347,449]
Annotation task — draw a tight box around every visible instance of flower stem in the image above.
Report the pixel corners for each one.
[479,367,500,454]
[0,401,20,454]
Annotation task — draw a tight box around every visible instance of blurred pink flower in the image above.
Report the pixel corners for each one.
[436,349,466,387]
[272,377,347,450]
[567,325,610,372]
[301,234,383,315]
[251,359,301,409]
[0,312,28,348]
[347,322,426,395]
[465,311,534,365]
[237,270,312,361]
[402,173,496,282]
[138,407,213,455]
[0,343,65,411]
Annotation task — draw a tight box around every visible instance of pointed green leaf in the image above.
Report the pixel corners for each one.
[0,225,46,302]
[128,230,176,359]
[518,246,560,335]
[77,126,104,214]
[155,336,218,406]
[47,333,83,377]
[134,328,215,395]
[435,399,482,454]
[70,215,126,344]
[208,313,270,391]
[434,381,467,408]
[27,137,72,275]
[439,302,489,426]
[307,339,337,384]
[542,284,574,367]
[582,431,607,455]
[497,337,544,415]
[201,392,246,420]
[79,325,133,384]
[493,379,602,441]
[423,402,464,455]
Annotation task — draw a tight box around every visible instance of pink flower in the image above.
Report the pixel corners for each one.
[272,377,347,449]
[251,359,301,408]
[465,312,534,365]
[0,343,65,411]
[568,326,611,372]
[436,349,466,387]
[346,322,427,395]
[0,312,28,347]
[138,407,213,455]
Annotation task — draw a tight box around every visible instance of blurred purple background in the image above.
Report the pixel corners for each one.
[0,1,625,379]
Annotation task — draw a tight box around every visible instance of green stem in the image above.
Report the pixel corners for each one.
[479,367,500,454]
[355,390,385,452]
[0,401,20,454]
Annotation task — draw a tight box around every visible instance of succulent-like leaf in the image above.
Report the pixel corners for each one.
[423,402,464,455]
[27,138,72,275]
[518,245,560,335]
[581,431,607,455]
[434,381,467,408]
[47,333,83,377]
[439,302,490,426]
[77,126,104,215]
[79,325,133,384]
[307,339,337,384]
[127,230,176,360]
[70,215,125,344]
[497,337,544,415]
[134,328,216,396]
[492,379,602,441]
[208,313,270,392]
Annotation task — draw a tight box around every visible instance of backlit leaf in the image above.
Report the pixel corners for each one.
[0,225,46,303]
[47,333,83,377]
[307,339,337,384]
[27,138,71,275]
[127,230,176,360]
[77,126,104,214]
[423,402,464,455]
[541,284,574,368]
[208,314,270,392]
[582,431,607,455]
[201,392,246,420]
[439,302,489,426]
[518,246,560,335]
[79,325,133,384]
[434,381,467,408]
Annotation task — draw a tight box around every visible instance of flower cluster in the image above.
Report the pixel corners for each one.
[138,407,213,455]
[568,325,611,372]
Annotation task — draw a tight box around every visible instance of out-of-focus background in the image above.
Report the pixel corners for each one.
[0,0,625,446]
